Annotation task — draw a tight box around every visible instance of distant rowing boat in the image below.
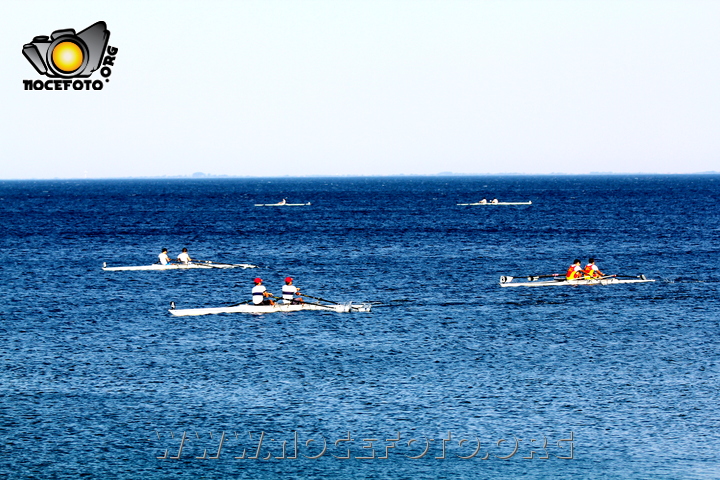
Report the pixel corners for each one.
[499,275,654,287]
[168,301,372,316]
[102,262,257,271]
[254,201,311,207]
[457,201,532,206]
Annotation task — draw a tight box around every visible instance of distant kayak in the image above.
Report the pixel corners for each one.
[457,201,532,205]
[254,201,311,206]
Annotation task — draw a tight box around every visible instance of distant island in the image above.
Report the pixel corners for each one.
[181,171,720,179]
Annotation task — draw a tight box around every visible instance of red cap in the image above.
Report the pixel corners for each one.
[254,278,262,284]
[285,277,293,283]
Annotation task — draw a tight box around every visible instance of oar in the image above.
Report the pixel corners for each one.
[190,259,255,269]
[300,293,367,311]
[588,274,639,280]
[304,301,337,310]
[300,293,339,304]
[198,259,258,269]
[273,295,337,310]
[197,263,226,269]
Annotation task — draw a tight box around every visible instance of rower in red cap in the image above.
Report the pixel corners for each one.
[252,278,274,305]
[281,277,303,304]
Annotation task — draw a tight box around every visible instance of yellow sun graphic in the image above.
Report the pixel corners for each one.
[52,41,83,72]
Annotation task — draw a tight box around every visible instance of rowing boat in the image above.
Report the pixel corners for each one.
[102,262,257,271]
[254,202,311,206]
[457,201,532,206]
[168,301,372,316]
[499,275,654,287]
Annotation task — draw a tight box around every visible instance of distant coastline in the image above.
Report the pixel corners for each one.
[1,171,718,181]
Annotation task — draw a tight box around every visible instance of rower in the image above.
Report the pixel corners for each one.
[566,259,583,280]
[279,198,287,205]
[490,198,499,204]
[159,248,172,265]
[177,247,192,264]
[583,258,604,278]
[252,278,275,305]
[479,198,487,204]
[281,277,303,304]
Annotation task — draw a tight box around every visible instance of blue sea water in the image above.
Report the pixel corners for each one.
[0,175,719,479]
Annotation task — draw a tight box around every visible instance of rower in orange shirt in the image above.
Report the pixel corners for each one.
[583,258,604,278]
[566,259,584,280]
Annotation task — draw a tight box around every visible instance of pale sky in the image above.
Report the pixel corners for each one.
[1,0,719,179]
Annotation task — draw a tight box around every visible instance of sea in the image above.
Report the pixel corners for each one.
[1,175,718,479]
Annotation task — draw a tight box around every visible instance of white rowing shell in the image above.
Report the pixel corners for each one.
[102,263,257,271]
[499,276,655,287]
[169,302,372,316]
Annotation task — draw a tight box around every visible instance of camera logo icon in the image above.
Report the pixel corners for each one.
[22,21,109,78]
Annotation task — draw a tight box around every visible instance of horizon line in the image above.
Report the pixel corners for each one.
[1,171,719,181]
